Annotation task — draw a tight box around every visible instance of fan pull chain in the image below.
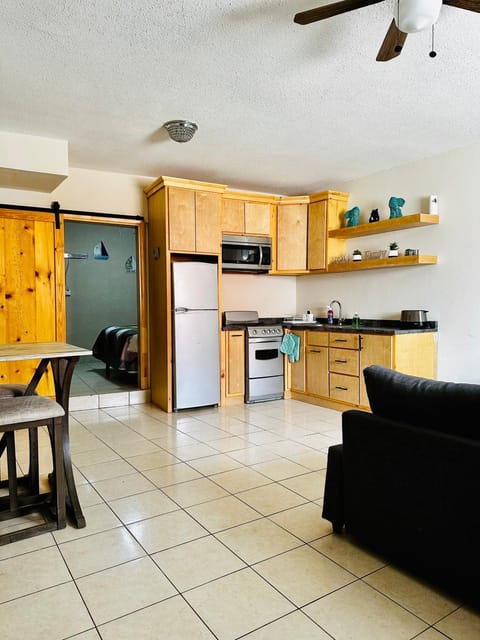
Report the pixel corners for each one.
[429,24,437,58]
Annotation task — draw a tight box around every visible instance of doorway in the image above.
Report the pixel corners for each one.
[64,217,147,398]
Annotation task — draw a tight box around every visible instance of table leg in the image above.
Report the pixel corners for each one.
[50,356,86,528]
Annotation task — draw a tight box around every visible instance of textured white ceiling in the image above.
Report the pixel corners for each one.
[1,0,480,195]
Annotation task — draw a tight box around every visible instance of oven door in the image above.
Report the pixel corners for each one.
[247,338,283,379]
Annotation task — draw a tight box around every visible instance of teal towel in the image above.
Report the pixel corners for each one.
[280,333,300,363]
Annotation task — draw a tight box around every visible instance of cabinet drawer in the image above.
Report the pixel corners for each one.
[329,333,359,349]
[329,348,359,376]
[330,373,359,404]
[307,331,328,347]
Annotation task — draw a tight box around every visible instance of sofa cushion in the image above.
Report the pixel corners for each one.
[363,365,480,440]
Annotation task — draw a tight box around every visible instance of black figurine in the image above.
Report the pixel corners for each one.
[369,208,380,222]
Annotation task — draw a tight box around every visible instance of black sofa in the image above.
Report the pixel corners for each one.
[322,364,480,603]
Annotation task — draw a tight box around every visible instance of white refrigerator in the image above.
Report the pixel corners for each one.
[172,260,220,410]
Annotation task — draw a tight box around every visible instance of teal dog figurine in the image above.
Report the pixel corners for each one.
[344,206,360,227]
[388,197,405,218]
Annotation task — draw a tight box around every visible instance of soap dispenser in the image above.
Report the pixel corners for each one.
[306,310,314,322]
[327,305,334,325]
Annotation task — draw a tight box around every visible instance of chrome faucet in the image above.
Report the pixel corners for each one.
[330,300,343,326]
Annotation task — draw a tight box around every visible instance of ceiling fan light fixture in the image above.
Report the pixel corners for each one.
[164,119,198,143]
[396,0,442,34]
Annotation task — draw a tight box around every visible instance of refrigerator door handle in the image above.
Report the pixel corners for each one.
[175,307,188,313]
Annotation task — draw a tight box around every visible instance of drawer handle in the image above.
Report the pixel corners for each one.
[310,349,323,353]
[335,386,349,391]
[232,333,243,337]
[334,359,348,363]
[334,338,348,343]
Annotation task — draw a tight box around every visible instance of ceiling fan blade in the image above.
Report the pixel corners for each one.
[443,0,480,12]
[376,19,408,61]
[294,0,385,25]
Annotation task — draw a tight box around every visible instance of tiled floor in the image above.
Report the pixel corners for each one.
[1,399,479,639]
[70,355,139,397]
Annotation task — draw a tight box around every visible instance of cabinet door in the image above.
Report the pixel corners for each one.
[308,200,327,270]
[222,199,244,234]
[245,202,271,236]
[290,330,306,392]
[276,204,308,272]
[330,372,359,404]
[0,210,64,395]
[168,187,195,251]
[226,330,245,397]
[359,334,393,407]
[306,345,329,397]
[196,191,221,254]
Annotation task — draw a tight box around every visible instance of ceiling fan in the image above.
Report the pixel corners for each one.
[294,0,480,61]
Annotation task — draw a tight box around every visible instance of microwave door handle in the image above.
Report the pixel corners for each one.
[259,245,263,266]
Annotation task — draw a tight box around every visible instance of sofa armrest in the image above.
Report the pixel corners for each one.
[322,444,344,532]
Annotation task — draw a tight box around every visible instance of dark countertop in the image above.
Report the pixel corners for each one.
[223,317,438,335]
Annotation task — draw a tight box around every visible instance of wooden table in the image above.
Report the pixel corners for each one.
[0,342,92,528]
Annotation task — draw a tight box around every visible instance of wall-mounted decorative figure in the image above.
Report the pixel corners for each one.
[344,206,360,227]
[388,197,405,219]
[369,208,380,222]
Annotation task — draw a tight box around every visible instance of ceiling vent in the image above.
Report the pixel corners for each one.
[164,120,198,143]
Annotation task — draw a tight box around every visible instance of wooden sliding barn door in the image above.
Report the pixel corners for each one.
[0,208,65,395]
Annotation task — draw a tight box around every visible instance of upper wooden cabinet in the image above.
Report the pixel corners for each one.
[273,191,349,274]
[221,191,275,236]
[145,177,226,256]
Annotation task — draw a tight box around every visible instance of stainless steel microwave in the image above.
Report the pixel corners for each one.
[221,234,272,273]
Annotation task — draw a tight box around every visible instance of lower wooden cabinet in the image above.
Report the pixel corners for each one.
[223,330,245,400]
[287,329,437,411]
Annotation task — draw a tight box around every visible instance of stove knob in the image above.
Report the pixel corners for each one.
[261,328,267,335]
[252,329,257,336]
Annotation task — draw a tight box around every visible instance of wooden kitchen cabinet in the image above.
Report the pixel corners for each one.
[358,334,393,407]
[289,330,306,392]
[225,330,245,398]
[306,331,329,397]
[222,193,274,236]
[169,186,221,254]
[274,191,349,275]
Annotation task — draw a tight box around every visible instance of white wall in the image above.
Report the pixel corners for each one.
[222,273,296,318]
[297,141,480,383]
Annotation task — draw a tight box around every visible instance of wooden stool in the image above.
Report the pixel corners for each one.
[0,395,66,545]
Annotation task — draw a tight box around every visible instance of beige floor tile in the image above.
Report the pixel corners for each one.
[415,630,455,640]
[241,610,332,639]
[168,442,221,461]
[187,453,243,475]
[269,502,331,542]
[151,432,199,450]
[211,466,271,493]
[256,544,355,606]
[76,556,177,625]
[311,533,387,577]
[245,431,285,445]
[364,565,460,623]
[53,502,122,544]
[0,531,55,561]
[76,482,104,507]
[162,476,229,507]
[216,518,302,564]
[237,482,307,515]
[251,458,312,480]
[152,534,246,591]
[60,527,146,577]
[184,567,295,640]
[108,489,179,523]
[98,595,216,639]
[72,630,102,639]
[287,450,328,470]
[208,435,250,452]
[0,582,93,640]
[107,438,160,457]
[0,546,71,603]
[142,462,202,487]
[228,446,279,465]
[72,445,120,467]
[186,495,261,533]
[303,580,428,640]
[91,471,156,500]
[127,509,208,553]
[125,449,179,470]
[280,469,326,500]
[78,458,137,482]
[434,606,480,639]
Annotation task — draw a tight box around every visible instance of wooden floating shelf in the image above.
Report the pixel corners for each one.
[328,213,439,239]
[327,255,438,273]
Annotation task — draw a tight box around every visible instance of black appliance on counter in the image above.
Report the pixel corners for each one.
[223,311,284,403]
